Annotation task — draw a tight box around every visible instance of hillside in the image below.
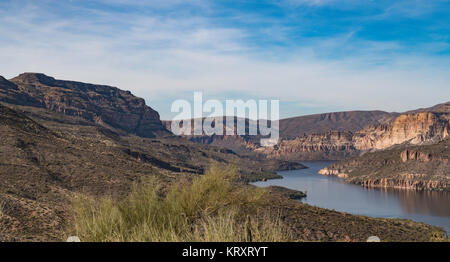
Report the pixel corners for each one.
[0,102,307,241]
[260,108,449,161]
[3,73,170,138]
[279,110,396,139]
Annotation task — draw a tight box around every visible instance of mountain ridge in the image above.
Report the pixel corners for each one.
[3,72,170,138]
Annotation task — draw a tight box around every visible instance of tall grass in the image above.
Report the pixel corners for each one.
[71,165,292,242]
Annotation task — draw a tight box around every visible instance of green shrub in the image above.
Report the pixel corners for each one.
[71,165,292,242]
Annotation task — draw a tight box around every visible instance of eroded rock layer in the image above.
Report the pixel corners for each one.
[263,108,449,160]
[318,138,450,191]
[2,73,169,137]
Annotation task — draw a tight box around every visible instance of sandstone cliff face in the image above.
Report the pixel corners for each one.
[163,111,398,159]
[256,131,358,160]
[165,106,450,161]
[2,73,169,138]
[263,110,449,160]
[318,167,348,178]
[400,150,432,162]
[353,112,449,150]
[358,175,449,191]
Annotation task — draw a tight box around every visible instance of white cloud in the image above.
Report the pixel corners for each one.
[0,0,449,119]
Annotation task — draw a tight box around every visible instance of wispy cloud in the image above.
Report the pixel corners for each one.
[0,0,449,119]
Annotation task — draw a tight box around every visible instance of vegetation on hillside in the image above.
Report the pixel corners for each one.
[71,165,293,242]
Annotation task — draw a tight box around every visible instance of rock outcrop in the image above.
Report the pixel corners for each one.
[256,131,358,160]
[1,73,169,137]
[400,150,433,163]
[318,138,450,191]
[318,167,348,178]
[358,175,449,191]
[353,112,449,150]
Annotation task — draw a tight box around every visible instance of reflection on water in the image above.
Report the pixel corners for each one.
[253,161,450,234]
[375,188,450,217]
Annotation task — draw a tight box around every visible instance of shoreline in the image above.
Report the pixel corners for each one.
[253,162,450,236]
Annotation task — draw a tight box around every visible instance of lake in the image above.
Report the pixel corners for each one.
[253,161,450,234]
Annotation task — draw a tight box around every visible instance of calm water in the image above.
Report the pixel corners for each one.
[253,161,450,234]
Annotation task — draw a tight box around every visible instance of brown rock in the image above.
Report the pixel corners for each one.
[3,73,170,138]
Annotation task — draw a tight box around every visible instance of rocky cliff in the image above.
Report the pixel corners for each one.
[165,105,449,161]
[263,108,450,160]
[163,111,398,158]
[1,73,169,138]
[318,138,450,191]
[255,131,359,160]
[353,111,449,150]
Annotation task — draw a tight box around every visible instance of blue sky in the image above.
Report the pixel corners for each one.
[0,0,449,119]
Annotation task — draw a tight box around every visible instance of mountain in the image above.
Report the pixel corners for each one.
[405,101,450,114]
[3,73,169,138]
[315,104,450,191]
[0,103,440,241]
[163,110,398,157]
[279,110,397,139]
[1,72,443,241]
[162,101,450,191]
[162,117,263,154]
[259,107,449,161]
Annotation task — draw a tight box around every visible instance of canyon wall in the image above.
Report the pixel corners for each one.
[263,110,449,160]
[318,138,450,191]
[163,105,450,161]
[353,112,449,150]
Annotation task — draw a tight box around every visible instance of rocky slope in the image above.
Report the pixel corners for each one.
[279,110,396,139]
[168,102,450,161]
[163,111,398,158]
[163,100,450,193]
[256,131,358,160]
[2,73,169,138]
[262,105,449,160]
[162,117,262,154]
[163,111,395,140]
[0,102,306,241]
[353,111,449,150]
[319,138,450,191]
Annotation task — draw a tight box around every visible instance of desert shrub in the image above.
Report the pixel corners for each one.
[71,164,292,242]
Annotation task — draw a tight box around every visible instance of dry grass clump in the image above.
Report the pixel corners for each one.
[71,165,292,242]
